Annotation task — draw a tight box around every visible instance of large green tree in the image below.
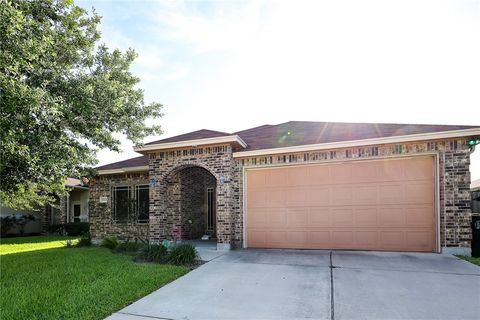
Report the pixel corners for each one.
[0,0,163,209]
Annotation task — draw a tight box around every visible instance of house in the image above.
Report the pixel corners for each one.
[89,121,480,254]
[1,178,89,235]
[472,178,480,214]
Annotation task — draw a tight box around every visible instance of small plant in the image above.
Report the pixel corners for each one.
[101,237,118,250]
[63,239,75,248]
[137,244,168,263]
[76,233,92,247]
[167,243,198,266]
[115,240,143,253]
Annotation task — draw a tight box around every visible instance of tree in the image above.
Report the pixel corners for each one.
[0,0,163,209]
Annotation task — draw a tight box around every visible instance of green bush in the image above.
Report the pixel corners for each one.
[47,224,66,235]
[137,244,168,263]
[76,233,92,247]
[168,243,198,266]
[115,240,143,254]
[64,222,90,236]
[101,237,118,250]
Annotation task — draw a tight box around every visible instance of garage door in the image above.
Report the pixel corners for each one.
[246,156,435,252]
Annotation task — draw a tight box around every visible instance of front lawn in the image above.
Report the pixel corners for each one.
[0,246,188,320]
[456,255,480,266]
[0,235,79,255]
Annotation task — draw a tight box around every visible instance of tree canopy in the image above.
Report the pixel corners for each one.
[0,0,163,209]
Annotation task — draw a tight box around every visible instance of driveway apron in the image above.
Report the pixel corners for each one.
[106,249,480,320]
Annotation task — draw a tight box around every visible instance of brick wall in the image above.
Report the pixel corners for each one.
[88,172,149,241]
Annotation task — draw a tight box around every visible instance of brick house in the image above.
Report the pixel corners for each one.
[89,121,480,254]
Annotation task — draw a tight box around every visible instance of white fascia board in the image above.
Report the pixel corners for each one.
[97,166,149,175]
[133,135,247,153]
[233,128,480,158]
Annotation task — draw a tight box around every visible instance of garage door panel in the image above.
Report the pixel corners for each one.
[268,208,287,229]
[379,207,405,226]
[286,208,308,228]
[406,231,434,251]
[405,206,433,227]
[353,185,378,205]
[405,183,434,204]
[306,187,331,205]
[351,161,378,182]
[308,208,330,226]
[354,231,378,246]
[306,165,330,184]
[266,170,288,187]
[246,156,435,252]
[332,231,354,246]
[268,189,287,206]
[355,208,378,227]
[405,158,434,179]
[331,208,355,227]
[330,163,352,184]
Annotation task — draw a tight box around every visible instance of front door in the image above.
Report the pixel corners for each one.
[73,204,81,222]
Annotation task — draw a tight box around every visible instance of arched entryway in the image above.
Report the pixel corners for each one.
[164,165,217,241]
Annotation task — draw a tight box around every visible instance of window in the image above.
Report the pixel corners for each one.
[135,185,149,222]
[112,186,131,221]
[207,188,215,232]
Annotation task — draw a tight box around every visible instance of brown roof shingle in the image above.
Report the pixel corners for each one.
[145,129,231,145]
[97,121,479,170]
[235,121,478,151]
[96,155,148,170]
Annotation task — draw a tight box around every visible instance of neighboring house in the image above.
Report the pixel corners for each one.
[1,178,89,235]
[472,178,480,214]
[42,178,90,230]
[89,121,480,254]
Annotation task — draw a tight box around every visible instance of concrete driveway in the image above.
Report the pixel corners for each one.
[107,249,480,320]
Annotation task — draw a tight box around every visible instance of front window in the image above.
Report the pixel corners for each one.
[135,185,149,222]
[112,186,131,221]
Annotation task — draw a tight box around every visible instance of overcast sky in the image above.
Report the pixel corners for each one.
[78,0,480,181]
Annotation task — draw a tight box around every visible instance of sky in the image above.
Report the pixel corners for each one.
[78,0,480,181]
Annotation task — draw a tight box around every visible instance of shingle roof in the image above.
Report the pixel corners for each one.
[235,121,478,151]
[145,129,231,145]
[96,155,148,170]
[97,121,479,170]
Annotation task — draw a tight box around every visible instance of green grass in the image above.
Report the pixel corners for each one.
[0,235,79,255]
[456,255,480,266]
[0,246,188,320]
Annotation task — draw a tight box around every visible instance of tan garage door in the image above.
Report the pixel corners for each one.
[246,156,435,252]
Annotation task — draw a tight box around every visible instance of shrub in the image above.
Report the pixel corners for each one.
[63,239,75,248]
[64,222,90,236]
[0,216,16,235]
[76,233,92,247]
[115,240,143,254]
[137,244,168,263]
[167,243,198,266]
[47,224,66,235]
[101,237,118,250]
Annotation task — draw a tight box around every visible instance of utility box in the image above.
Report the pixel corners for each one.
[472,215,480,258]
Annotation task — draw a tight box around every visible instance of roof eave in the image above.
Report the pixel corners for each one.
[133,135,247,153]
[233,128,480,158]
[97,165,150,175]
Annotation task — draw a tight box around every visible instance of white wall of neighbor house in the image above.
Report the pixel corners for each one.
[0,206,43,234]
[67,189,90,223]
